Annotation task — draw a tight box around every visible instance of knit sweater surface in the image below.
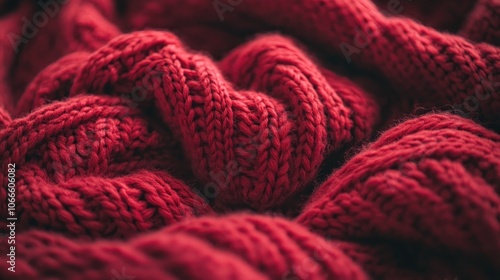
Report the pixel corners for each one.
[0,0,499,279]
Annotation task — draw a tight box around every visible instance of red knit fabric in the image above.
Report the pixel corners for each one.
[0,0,499,279]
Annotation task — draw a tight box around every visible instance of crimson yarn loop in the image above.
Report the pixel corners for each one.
[15,31,379,210]
[0,0,499,279]
[120,0,500,122]
[1,215,370,280]
[298,114,500,273]
[0,95,210,237]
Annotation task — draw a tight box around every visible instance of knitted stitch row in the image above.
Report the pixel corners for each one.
[1,114,498,279]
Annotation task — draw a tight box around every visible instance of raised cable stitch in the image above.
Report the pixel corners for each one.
[14,31,379,210]
[0,0,499,279]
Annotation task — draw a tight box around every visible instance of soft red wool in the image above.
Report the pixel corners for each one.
[0,0,499,279]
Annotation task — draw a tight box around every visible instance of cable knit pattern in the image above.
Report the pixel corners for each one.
[297,114,500,274]
[0,0,499,279]
[0,95,210,237]
[14,31,379,209]
[121,0,500,124]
